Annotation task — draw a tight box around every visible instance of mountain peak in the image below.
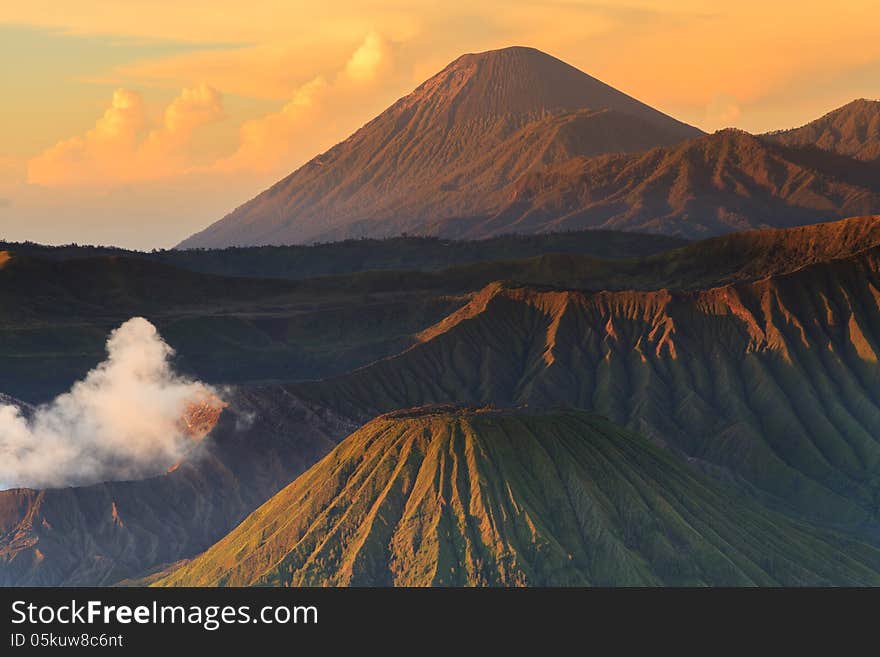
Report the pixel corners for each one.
[448,44,549,66]
[178,47,701,248]
[411,45,682,124]
[455,44,545,57]
[830,97,880,113]
[792,98,880,130]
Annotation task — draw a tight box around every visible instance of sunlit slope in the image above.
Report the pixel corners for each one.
[767,99,880,161]
[181,46,699,247]
[407,214,880,292]
[481,130,880,239]
[295,247,880,530]
[157,409,880,586]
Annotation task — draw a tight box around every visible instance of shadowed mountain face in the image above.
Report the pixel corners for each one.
[179,46,701,248]
[0,250,467,402]
[472,130,880,239]
[156,409,880,587]
[768,99,880,161]
[293,245,880,532]
[0,389,355,586]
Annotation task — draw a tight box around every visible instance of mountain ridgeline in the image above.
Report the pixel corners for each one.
[484,129,880,238]
[1,229,687,280]
[767,99,880,161]
[0,228,685,403]
[5,217,880,403]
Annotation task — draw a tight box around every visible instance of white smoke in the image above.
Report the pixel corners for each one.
[0,317,221,490]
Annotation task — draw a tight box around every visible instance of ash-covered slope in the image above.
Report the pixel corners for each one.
[767,99,880,161]
[180,46,700,248]
[293,243,880,533]
[473,129,880,239]
[157,408,880,586]
[0,388,354,586]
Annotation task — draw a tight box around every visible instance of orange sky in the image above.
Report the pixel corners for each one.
[1,1,879,248]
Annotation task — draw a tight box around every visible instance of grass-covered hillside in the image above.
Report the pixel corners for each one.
[157,409,880,586]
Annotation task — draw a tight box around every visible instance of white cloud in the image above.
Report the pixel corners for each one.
[213,32,397,174]
[344,32,393,82]
[25,33,397,187]
[27,84,223,186]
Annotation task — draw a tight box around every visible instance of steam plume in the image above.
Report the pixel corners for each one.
[0,317,221,489]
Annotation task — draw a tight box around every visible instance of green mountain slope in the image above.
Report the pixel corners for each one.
[156,408,880,587]
[293,245,880,532]
[8,217,880,585]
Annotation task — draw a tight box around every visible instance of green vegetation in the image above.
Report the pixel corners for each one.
[157,409,880,586]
